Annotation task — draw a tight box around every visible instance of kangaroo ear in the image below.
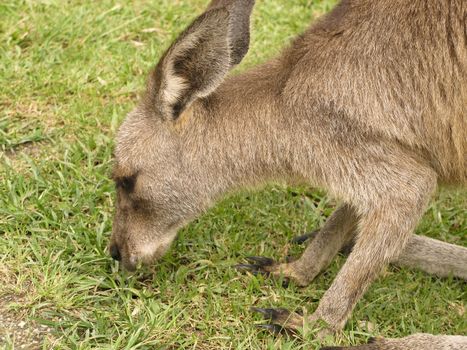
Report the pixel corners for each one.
[147,0,255,120]
[206,0,255,65]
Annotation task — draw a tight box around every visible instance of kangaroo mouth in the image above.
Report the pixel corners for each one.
[121,258,138,272]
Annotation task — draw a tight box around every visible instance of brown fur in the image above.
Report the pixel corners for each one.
[109,0,466,346]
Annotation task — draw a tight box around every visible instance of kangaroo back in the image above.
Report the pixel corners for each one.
[280,0,467,183]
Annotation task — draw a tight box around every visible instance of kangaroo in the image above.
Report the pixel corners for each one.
[109,0,467,348]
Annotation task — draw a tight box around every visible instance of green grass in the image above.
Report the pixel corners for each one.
[0,0,465,349]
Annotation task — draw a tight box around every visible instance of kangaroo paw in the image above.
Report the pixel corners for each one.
[256,323,289,335]
[251,307,303,336]
[235,256,315,287]
[251,307,336,340]
[235,256,291,287]
[234,256,276,276]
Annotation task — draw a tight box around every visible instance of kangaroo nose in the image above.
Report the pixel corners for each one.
[110,244,121,261]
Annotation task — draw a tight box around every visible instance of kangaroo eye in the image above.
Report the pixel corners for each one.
[116,174,137,192]
[121,177,134,190]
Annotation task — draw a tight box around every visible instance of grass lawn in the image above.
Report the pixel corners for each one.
[0,0,466,349]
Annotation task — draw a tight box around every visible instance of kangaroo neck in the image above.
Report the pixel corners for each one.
[178,60,307,200]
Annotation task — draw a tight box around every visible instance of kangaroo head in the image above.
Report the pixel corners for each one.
[109,0,255,271]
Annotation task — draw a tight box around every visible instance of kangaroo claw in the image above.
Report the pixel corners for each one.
[236,257,290,287]
[256,323,287,335]
[251,307,293,322]
[290,229,319,244]
[245,256,275,266]
[234,256,276,275]
[251,306,305,336]
[234,263,273,279]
